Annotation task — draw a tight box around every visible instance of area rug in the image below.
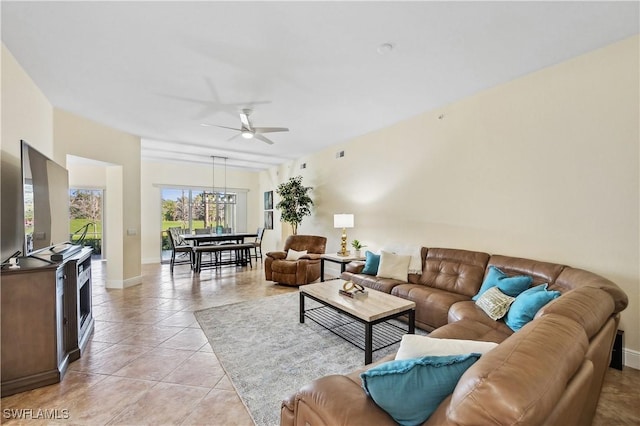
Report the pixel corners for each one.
[194,291,416,426]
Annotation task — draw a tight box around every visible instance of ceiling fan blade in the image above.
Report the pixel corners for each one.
[163,91,234,120]
[242,100,271,108]
[253,127,289,134]
[201,123,242,131]
[204,76,221,104]
[254,133,275,145]
[227,133,242,142]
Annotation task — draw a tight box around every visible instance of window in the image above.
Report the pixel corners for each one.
[160,187,247,262]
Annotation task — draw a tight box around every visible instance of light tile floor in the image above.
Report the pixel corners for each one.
[1,260,638,425]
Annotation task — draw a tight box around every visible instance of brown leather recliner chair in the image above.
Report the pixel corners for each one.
[265,235,327,286]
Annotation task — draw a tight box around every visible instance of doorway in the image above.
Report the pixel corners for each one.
[69,188,103,259]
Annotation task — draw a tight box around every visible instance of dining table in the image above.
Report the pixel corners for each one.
[180,232,258,272]
[181,232,258,246]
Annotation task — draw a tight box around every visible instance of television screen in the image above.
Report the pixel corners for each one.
[21,140,70,255]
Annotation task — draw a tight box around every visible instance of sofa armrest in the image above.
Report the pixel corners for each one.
[300,253,322,261]
[345,261,365,274]
[281,393,296,426]
[266,251,287,260]
[284,375,396,426]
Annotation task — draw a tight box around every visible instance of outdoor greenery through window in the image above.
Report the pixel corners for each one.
[161,188,238,261]
[69,189,102,255]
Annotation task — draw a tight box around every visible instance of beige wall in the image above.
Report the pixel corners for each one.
[260,36,640,359]
[1,44,55,261]
[2,43,142,287]
[140,161,260,263]
[53,109,142,287]
[68,164,107,189]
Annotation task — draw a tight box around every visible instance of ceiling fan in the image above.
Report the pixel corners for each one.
[201,109,289,145]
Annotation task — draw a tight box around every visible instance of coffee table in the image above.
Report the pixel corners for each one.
[299,280,416,364]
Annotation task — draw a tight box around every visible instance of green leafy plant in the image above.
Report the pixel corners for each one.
[275,176,313,235]
[351,239,366,250]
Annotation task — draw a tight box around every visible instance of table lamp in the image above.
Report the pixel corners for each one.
[334,214,354,256]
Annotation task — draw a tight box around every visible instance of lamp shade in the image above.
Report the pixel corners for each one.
[334,214,354,228]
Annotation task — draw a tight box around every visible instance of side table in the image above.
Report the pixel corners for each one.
[320,253,365,281]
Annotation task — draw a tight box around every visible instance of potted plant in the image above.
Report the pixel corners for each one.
[351,239,366,257]
[275,176,313,235]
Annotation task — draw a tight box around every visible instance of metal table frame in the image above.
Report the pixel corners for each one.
[299,291,415,364]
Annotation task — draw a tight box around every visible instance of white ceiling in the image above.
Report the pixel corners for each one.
[2,1,638,171]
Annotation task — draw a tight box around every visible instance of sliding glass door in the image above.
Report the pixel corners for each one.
[160,187,243,262]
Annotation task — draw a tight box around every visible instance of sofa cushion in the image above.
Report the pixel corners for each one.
[392,284,469,330]
[505,284,561,331]
[429,319,512,343]
[419,248,489,298]
[360,354,481,426]
[447,301,515,336]
[475,287,515,320]
[377,251,411,281]
[395,335,498,360]
[361,251,381,275]
[271,259,300,274]
[472,265,532,300]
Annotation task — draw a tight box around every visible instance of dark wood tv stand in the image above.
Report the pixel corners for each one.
[0,247,94,397]
[64,248,95,362]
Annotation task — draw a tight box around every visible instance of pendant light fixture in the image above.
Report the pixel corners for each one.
[223,157,227,203]
[211,155,216,232]
[211,156,235,234]
[212,155,220,203]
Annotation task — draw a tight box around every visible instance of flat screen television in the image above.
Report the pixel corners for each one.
[21,140,70,255]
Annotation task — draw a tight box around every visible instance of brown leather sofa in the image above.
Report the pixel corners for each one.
[281,247,628,426]
[265,235,327,286]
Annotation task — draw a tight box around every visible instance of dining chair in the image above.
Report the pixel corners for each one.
[251,227,265,262]
[194,227,216,263]
[167,227,193,274]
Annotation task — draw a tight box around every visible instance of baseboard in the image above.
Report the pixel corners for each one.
[142,257,160,264]
[106,275,142,289]
[1,368,62,397]
[624,348,640,370]
[123,275,142,288]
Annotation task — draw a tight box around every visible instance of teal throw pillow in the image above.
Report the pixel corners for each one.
[505,284,561,331]
[361,251,381,275]
[360,354,481,426]
[472,266,533,301]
